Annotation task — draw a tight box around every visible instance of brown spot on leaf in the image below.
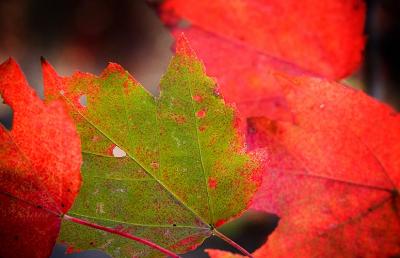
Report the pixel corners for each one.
[171,114,187,124]
[199,125,207,132]
[151,161,160,169]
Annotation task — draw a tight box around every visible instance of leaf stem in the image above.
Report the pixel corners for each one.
[213,228,253,258]
[63,214,181,258]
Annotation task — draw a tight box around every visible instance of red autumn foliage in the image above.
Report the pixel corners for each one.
[158,0,365,133]
[2,0,397,257]
[207,72,400,257]
[0,59,82,258]
[159,2,400,256]
[159,0,365,79]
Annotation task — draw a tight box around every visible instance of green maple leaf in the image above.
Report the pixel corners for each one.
[42,36,260,257]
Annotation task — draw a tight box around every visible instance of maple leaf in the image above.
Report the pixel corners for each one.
[0,59,82,258]
[157,0,366,126]
[41,36,261,257]
[207,72,400,257]
[159,0,365,79]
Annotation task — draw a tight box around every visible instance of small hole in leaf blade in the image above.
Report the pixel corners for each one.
[79,95,87,107]
[112,146,126,157]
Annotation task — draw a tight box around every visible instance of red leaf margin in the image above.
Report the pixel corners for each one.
[0,58,82,258]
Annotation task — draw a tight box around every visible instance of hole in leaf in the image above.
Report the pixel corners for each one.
[79,95,87,107]
[112,146,126,157]
[0,94,13,130]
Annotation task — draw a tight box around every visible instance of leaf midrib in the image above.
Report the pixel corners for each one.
[186,75,214,223]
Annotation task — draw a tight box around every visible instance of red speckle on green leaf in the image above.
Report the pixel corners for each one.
[193,95,203,102]
[196,109,206,118]
[171,114,187,124]
[208,177,218,189]
[199,125,207,132]
[151,161,160,169]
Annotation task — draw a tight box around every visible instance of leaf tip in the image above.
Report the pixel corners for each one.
[40,56,46,64]
[102,62,127,77]
[105,62,124,71]
[40,57,63,100]
[175,33,197,58]
[0,57,18,73]
[0,57,27,101]
[41,57,58,78]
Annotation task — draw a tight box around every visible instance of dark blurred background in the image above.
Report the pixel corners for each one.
[364,0,400,109]
[0,0,398,257]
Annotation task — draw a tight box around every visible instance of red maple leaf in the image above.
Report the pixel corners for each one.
[0,59,82,258]
[160,0,365,80]
[207,72,400,257]
[157,0,366,132]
